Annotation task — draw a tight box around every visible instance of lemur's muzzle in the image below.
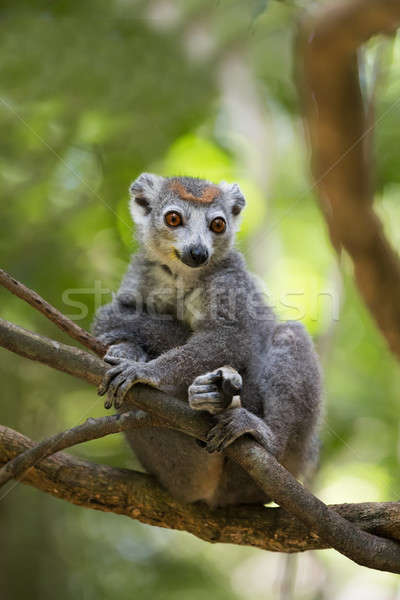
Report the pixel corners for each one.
[180,244,209,268]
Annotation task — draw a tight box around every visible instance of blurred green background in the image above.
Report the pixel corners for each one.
[1,1,400,598]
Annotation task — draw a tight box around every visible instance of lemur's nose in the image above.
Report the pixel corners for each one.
[189,245,209,266]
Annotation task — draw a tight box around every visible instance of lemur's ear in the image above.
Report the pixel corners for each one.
[219,182,246,216]
[129,173,164,224]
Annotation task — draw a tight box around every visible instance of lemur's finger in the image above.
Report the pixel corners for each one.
[207,430,233,453]
[217,427,242,451]
[102,363,127,381]
[190,391,221,402]
[104,396,113,410]
[106,372,127,402]
[104,355,123,365]
[99,366,127,397]
[114,377,135,408]
[190,396,225,413]
[206,420,239,453]
[191,370,222,386]
[98,363,126,395]
[189,392,227,415]
[206,424,225,442]
[104,353,122,362]
[206,427,229,453]
[104,372,131,409]
[189,384,218,396]
[218,436,239,451]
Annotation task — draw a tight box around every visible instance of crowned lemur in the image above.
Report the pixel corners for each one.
[93,173,322,507]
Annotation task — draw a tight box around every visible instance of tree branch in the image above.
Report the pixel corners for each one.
[0,318,104,385]
[0,268,106,357]
[2,424,400,554]
[1,317,400,572]
[0,411,165,487]
[298,0,400,358]
[2,0,400,572]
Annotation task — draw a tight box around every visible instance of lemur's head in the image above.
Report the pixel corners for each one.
[129,173,245,273]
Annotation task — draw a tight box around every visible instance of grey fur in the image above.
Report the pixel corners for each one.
[93,174,322,507]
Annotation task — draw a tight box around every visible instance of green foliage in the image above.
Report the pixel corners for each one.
[1,1,400,598]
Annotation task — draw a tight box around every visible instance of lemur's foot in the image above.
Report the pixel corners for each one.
[98,358,152,410]
[188,366,242,415]
[206,408,273,453]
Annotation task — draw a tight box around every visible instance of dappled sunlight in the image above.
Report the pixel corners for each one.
[1,0,400,597]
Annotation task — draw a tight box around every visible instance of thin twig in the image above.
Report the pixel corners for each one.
[0,411,165,487]
[0,268,107,357]
[1,317,400,573]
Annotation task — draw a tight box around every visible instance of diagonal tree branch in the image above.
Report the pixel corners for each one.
[0,268,107,357]
[1,316,400,572]
[298,0,400,359]
[1,423,400,553]
[0,318,104,385]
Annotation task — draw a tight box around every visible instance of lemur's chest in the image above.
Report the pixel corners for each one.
[146,267,205,329]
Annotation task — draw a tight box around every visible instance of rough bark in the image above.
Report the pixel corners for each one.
[298,0,400,358]
[1,317,400,572]
[1,0,400,573]
[1,424,400,553]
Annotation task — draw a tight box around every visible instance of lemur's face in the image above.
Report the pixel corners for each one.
[129,174,245,274]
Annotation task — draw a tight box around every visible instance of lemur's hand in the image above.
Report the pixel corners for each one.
[98,358,154,410]
[104,342,147,363]
[188,366,242,415]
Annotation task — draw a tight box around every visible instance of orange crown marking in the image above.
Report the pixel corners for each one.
[169,181,220,204]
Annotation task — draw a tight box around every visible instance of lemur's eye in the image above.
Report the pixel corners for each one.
[210,217,226,234]
[164,211,182,228]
